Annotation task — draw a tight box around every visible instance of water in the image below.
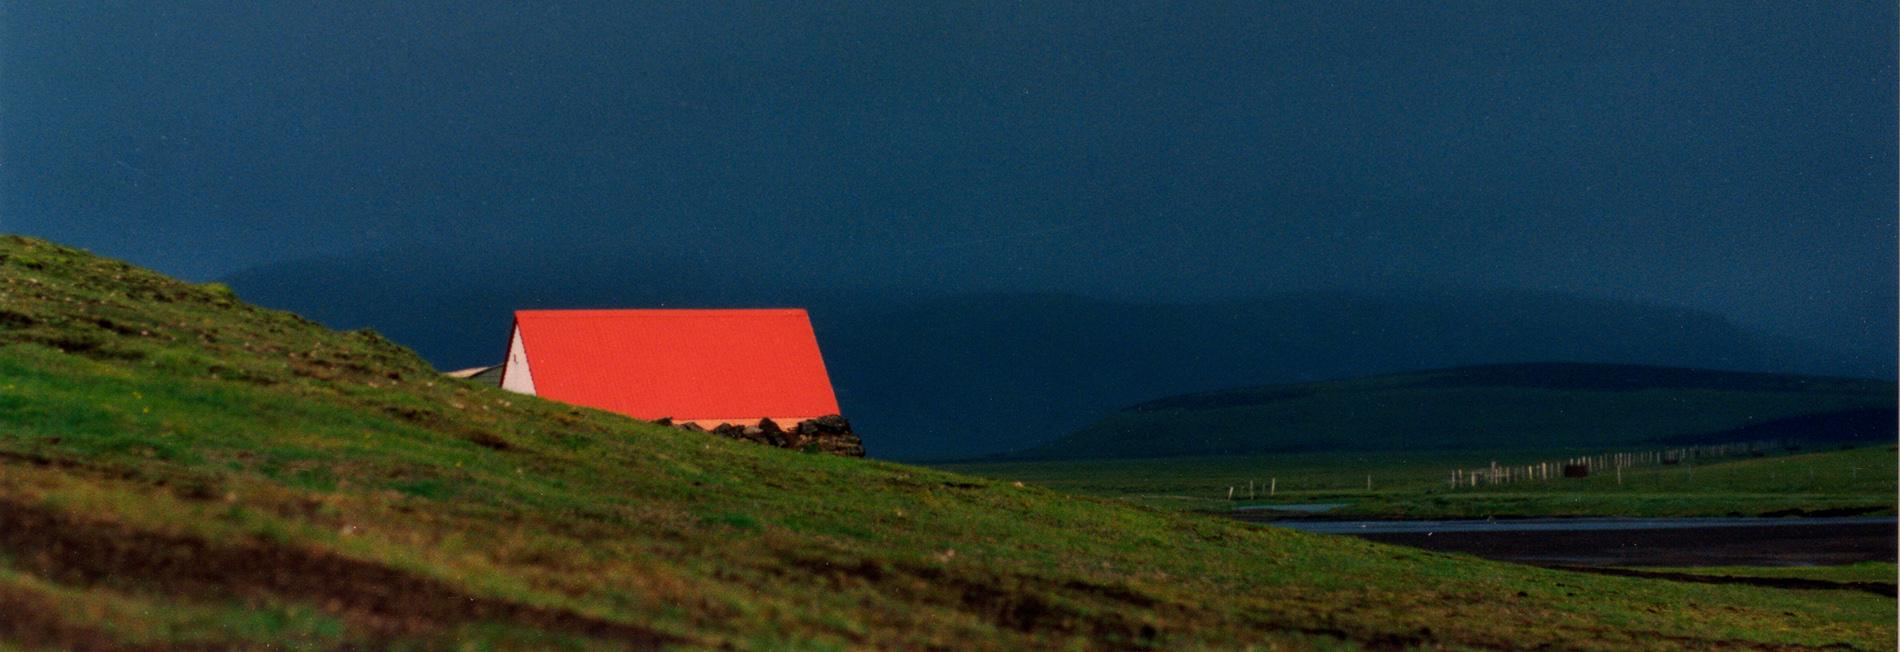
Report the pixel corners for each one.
[1249,516,1898,566]
[1269,516,1894,535]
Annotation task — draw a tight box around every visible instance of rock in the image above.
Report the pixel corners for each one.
[652,417,674,427]
[692,415,864,458]
[791,414,864,457]
[800,414,852,434]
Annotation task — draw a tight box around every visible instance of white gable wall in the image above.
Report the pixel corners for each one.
[499,325,537,395]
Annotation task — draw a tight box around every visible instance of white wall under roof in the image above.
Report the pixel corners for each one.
[500,325,537,395]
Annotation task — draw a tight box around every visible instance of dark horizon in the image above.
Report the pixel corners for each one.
[5,1,1895,454]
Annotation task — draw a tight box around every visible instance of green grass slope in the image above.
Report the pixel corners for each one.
[0,235,1891,650]
[1022,363,1896,460]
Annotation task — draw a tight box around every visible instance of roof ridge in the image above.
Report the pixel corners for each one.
[507,307,839,421]
[515,308,809,318]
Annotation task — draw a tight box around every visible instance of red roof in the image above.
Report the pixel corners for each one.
[509,309,840,422]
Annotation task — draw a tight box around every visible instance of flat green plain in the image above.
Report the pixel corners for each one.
[939,446,1898,517]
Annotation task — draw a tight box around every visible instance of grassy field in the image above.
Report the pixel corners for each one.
[0,234,1894,650]
[937,445,1898,518]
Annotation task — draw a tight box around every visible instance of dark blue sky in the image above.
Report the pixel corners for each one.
[4,2,1894,352]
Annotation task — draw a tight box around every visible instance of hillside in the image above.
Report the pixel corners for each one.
[1019,363,1897,460]
[0,235,1891,649]
[222,244,1890,459]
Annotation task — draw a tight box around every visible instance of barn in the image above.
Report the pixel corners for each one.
[497,309,842,430]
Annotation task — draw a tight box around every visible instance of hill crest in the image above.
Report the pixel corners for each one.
[1020,362,1897,460]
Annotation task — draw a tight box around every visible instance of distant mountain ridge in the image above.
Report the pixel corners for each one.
[1017,363,1898,460]
[223,246,1891,460]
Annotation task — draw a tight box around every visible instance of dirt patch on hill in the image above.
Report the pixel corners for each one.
[0,583,234,652]
[782,552,1178,647]
[0,497,683,649]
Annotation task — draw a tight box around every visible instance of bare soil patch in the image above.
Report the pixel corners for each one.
[0,497,682,648]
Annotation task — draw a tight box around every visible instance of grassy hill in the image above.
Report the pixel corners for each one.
[1018,363,1896,460]
[224,243,1893,461]
[0,235,1891,649]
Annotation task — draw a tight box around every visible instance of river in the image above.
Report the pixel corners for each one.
[1247,515,1896,567]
